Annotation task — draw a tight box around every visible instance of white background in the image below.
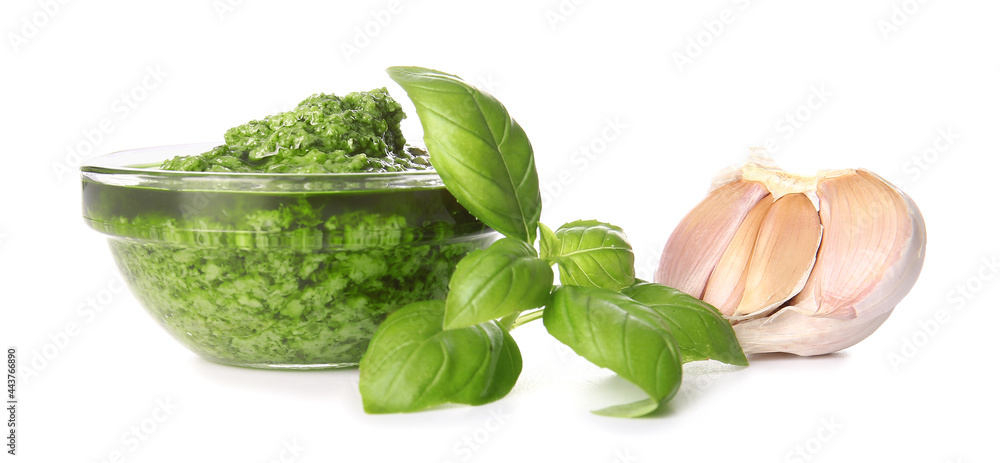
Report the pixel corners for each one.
[1,0,996,461]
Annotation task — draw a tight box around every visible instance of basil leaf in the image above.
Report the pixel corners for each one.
[548,220,635,291]
[359,301,522,413]
[544,286,682,417]
[444,238,554,329]
[386,66,542,244]
[538,222,559,261]
[623,281,747,366]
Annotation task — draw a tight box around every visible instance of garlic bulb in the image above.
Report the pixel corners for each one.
[655,160,926,356]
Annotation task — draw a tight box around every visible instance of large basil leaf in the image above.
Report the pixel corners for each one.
[548,220,635,291]
[623,281,747,366]
[444,238,554,329]
[387,66,541,244]
[544,286,682,417]
[359,301,522,413]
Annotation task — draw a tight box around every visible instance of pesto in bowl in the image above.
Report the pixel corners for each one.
[81,88,497,368]
[82,144,496,368]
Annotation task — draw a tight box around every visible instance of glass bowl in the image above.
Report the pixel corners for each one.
[81,143,498,369]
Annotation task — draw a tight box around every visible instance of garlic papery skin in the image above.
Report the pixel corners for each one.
[655,161,926,356]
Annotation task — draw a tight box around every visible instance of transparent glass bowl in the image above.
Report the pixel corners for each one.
[81,143,498,369]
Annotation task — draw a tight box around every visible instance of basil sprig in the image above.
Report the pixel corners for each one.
[358,66,746,417]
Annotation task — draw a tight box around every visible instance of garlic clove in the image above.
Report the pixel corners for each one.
[787,169,925,320]
[655,179,770,298]
[702,194,774,317]
[732,193,823,319]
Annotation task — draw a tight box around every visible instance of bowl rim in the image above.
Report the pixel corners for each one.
[81,142,445,193]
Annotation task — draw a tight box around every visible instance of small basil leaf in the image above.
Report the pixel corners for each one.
[538,222,559,261]
[444,238,554,329]
[386,66,541,244]
[549,220,635,291]
[359,301,522,413]
[544,286,682,417]
[623,281,747,366]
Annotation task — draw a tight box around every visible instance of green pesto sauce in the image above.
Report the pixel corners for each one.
[159,88,431,173]
[87,183,492,367]
[87,88,495,368]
